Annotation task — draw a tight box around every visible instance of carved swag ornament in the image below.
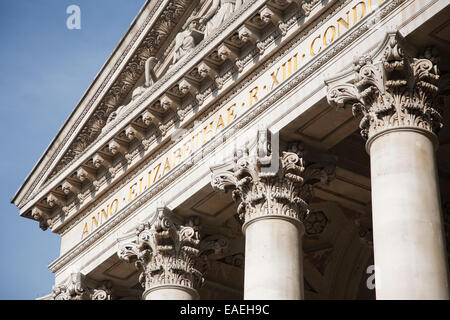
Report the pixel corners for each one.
[211,131,335,228]
[326,32,442,141]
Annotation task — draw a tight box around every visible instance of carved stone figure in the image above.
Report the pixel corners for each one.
[201,0,243,38]
[105,105,124,125]
[145,56,158,87]
[172,17,203,64]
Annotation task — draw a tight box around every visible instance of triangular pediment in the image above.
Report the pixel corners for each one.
[12,0,207,209]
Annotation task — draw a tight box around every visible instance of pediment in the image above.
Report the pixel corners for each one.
[13,0,204,209]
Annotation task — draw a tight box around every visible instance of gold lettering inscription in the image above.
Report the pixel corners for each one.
[310,34,322,56]
[227,104,237,124]
[173,148,182,167]
[249,86,258,106]
[293,53,298,72]
[100,208,109,224]
[110,199,119,215]
[147,169,152,187]
[153,163,161,183]
[82,223,88,238]
[91,213,99,230]
[129,182,137,201]
[203,121,214,143]
[337,11,350,36]
[352,2,366,25]
[183,141,192,159]
[323,25,336,46]
[139,177,143,194]
[162,157,171,176]
[270,68,280,89]
[216,114,225,131]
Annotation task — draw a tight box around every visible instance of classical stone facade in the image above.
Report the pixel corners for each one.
[12,0,450,300]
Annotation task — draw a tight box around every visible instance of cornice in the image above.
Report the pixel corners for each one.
[48,0,405,274]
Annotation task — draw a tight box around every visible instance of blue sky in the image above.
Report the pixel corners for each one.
[0,0,145,299]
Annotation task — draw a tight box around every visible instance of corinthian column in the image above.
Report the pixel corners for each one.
[326,32,449,299]
[211,134,334,299]
[117,207,204,300]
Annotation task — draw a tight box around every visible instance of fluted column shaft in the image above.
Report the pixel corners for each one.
[327,32,449,299]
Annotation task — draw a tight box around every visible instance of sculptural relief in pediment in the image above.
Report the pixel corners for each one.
[153,0,246,72]
[60,0,247,138]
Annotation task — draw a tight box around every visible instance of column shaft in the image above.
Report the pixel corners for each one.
[244,217,304,300]
[370,129,449,299]
[143,286,198,300]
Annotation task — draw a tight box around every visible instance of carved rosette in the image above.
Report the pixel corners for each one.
[117,208,204,296]
[211,139,335,230]
[326,33,442,142]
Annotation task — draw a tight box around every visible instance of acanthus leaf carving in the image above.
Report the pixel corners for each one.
[117,207,204,294]
[51,266,113,300]
[326,32,442,140]
[211,130,335,227]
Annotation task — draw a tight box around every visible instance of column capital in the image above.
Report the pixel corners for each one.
[325,32,442,149]
[211,132,335,231]
[51,266,113,300]
[117,206,208,298]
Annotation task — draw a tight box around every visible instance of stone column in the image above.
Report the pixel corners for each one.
[211,135,334,299]
[326,32,449,299]
[117,207,204,300]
